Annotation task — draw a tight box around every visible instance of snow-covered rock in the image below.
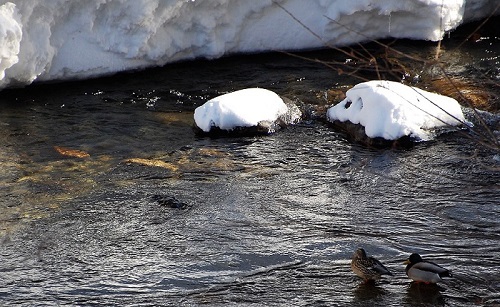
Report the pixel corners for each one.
[326,80,466,142]
[0,0,496,90]
[194,88,301,134]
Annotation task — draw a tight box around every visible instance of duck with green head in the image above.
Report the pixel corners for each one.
[404,253,452,284]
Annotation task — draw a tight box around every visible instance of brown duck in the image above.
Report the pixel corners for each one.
[351,248,393,282]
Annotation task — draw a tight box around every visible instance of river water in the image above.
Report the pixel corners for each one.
[0,21,499,306]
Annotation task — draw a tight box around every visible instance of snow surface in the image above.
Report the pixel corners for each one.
[326,80,466,141]
[194,88,289,132]
[0,0,495,90]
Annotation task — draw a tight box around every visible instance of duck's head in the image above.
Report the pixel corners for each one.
[354,248,367,259]
[403,253,423,265]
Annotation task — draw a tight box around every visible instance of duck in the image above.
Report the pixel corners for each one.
[351,248,393,282]
[404,253,452,284]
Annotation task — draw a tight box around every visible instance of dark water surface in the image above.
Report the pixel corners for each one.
[0,25,499,306]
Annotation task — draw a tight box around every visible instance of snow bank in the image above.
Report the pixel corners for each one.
[0,3,21,80]
[0,0,495,89]
[194,88,290,132]
[326,80,466,141]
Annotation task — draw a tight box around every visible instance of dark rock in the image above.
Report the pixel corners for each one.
[152,195,191,210]
[328,120,415,148]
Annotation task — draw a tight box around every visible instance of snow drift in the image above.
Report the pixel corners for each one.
[0,0,496,90]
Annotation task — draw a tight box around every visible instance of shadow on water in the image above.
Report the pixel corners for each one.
[353,281,389,303]
[404,282,446,306]
[0,19,499,306]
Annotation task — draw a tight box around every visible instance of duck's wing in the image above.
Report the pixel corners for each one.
[368,256,393,276]
[413,261,452,277]
[407,266,443,283]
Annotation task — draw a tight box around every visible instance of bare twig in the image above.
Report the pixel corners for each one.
[455,2,500,50]
[273,2,498,151]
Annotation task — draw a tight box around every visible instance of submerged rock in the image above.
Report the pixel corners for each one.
[193,88,302,136]
[54,146,90,158]
[152,194,191,210]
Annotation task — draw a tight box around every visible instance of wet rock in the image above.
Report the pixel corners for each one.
[54,146,90,158]
[125,158,178,171]
[328,120,414,148]
[152,194,191,210]
[430,77,499,112]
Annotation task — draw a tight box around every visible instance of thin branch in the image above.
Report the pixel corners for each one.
[455,2,500,50]
[272,1,367,62]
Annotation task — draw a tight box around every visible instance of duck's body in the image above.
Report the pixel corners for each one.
[351,248,393,282]
[404,253,452,284]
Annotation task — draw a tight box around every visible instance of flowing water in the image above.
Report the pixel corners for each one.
[0,22,499,306]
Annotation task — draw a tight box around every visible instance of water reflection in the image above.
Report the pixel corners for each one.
[353,281,389,302]
[405,282,446,306]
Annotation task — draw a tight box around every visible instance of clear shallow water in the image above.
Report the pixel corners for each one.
[0,24,499,306]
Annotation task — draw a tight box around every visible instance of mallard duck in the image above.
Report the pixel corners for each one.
[404,253,452,283]
[351,248,393,282]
